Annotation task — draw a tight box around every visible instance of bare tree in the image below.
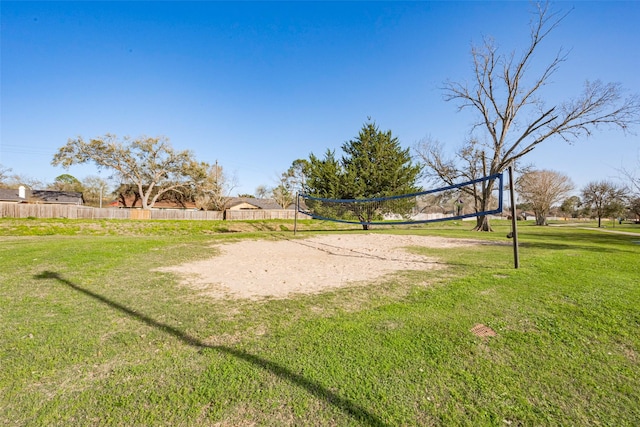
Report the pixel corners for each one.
[270,159,310,208]
[515,169,574,225]
[619,150,640,195]
[271,185,293,209]
[52,134,207,209]
[629,197,640,222]
[581,180,627,227]
[417,1,640,231]
[82,175,111,207]
[0,165,12,187]
[416,137,492,216]
[284,159,309,194]
[194,162,237,211]
[271,172,295,209]
[2,173,44,190]
[255,185,269,199]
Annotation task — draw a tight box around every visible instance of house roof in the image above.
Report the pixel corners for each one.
[116,194,197,209]
[114,194,295,210]
[31,190,84,205]
[0,188,85,204]
[0,188,26,202]
[226,197,291,210]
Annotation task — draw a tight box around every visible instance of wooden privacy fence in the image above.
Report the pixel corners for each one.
[0,203,309,221]
[150,210,223,220]
[0,204,129,219]
[225,209,305,221]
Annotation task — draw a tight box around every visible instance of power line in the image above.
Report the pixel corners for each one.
[0,144,55,156]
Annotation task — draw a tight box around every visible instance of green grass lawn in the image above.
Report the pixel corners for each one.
[1,218,638,426]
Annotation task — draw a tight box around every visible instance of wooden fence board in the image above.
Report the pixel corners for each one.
[0,203,305,221]
[224,209,309,220]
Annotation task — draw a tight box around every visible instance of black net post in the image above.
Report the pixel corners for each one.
[508,165,520,269]
[294,192,299,235]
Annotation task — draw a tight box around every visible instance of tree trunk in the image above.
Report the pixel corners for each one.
[357,214,370,230]
[472,177,495,231]
[474,215,493,231]
[535,212,548,226]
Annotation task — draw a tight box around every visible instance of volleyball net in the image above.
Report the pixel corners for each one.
[297,172,504,226]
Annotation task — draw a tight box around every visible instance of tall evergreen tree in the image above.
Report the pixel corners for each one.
[305,149,344,199]
[341,122,422,198]
[303,121,422,228]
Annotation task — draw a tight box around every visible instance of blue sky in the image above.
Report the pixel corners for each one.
[2,1,639,196]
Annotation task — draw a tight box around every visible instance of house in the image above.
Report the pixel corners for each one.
[31,190,84,205]
[116,195,198,209]
[114,194,295,211]
[226,197,292,210]
[114,187,197,209]
[0,186,84,205]
[0,187,27,203]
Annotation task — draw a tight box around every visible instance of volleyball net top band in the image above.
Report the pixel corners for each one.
[297,172,504,226]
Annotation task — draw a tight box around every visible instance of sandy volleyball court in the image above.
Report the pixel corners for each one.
[158,233,481,299]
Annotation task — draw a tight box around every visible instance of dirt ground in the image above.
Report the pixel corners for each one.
[158,233,481,300]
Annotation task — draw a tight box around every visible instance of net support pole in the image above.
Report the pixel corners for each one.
[508,165,520,269]
[294,192,299,235]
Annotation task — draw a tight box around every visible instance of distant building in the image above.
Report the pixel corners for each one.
[116,195,197,209]
[0,186,84,205]
[0,187,26,203]
[226,197,293,210]
[114,195,295,210]
[30,190,85,205]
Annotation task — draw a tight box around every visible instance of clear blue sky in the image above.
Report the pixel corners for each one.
[2,1,639,196]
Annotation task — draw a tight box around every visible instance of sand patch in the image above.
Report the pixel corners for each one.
[157,233,480,300]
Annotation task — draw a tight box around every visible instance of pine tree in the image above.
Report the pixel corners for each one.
[304,121,422,229]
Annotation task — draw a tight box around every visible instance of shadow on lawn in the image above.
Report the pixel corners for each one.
[519,230,640,255]
[34,270,389,427]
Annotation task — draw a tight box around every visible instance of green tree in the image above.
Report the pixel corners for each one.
[581,180,627,227]
[52,134,207,209]
[560,195,581,219]
[305,149,343,199]
[341,122,422,198]
[304,121,422,229]
[50,174,84,192]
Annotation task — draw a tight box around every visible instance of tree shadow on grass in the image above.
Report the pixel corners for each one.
[33,270,390,427]
[519,230,640,255]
